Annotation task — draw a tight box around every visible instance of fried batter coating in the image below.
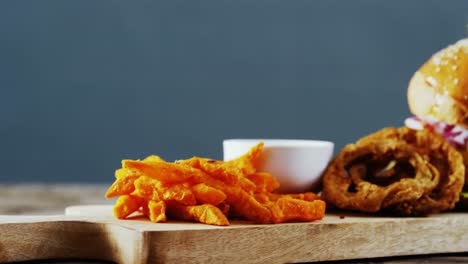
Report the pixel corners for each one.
[322,127,464,216]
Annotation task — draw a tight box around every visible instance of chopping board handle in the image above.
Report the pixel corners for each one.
[0,216,147,263]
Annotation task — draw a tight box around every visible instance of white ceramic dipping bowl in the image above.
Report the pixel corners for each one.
[223,139,334,193]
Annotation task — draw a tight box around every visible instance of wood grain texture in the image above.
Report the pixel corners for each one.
[0,205,467,264]
[0,184,111,215]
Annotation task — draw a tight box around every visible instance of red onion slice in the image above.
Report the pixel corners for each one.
[405,116,468,149]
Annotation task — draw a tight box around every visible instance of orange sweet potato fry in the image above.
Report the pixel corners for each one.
[224,142,263,175]
[167,203,229,226]
[163,183,197,205]
[163,166,271,223]
[217,202,230,216]
[253,193,271,204]
[269,197,326,223]
[132,176,161,201]
[133,176,196,205]
[192,183,227,205]
[107,142,326,226]
[122,160,195,184]
[286,192,322,202]
[171,170,272,223]
[105,174,139,198]
[143,155,165,163]
[113,195,143,219]
[147,200,167,223]
[246,172,280,193]
[114,168,136,179]
[141,202,150,216]
[265,192,322,202]
[224,186,272,224]
[181,157,256,193]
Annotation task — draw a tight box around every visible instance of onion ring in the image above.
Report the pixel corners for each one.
[322,127,464,215]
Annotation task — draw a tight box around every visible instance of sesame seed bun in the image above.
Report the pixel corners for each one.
[407,38,468,128]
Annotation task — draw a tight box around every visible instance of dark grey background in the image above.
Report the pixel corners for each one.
[0,0,467,182]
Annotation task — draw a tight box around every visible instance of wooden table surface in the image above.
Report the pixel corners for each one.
[0,184,466,264]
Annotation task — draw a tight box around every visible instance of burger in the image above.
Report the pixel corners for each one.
[405,38,468,209]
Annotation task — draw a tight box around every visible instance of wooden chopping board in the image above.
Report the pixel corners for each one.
[0,205,466,264]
